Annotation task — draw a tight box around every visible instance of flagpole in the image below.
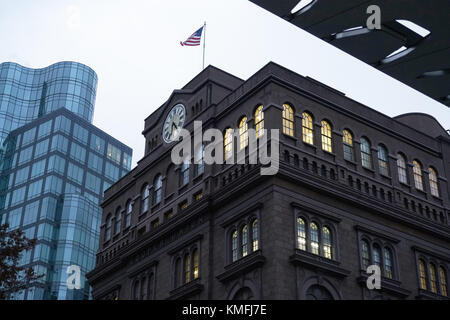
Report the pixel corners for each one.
[202,21,206,70]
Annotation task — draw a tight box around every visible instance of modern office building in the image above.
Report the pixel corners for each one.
[0,62,132,300]
[87,62,449,300]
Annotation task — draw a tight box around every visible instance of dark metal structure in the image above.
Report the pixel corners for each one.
[249,0,450,107]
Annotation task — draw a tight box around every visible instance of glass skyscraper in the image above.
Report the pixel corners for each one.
[0,62,132,300]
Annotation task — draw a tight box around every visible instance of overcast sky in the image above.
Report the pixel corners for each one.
[1,0,449,167]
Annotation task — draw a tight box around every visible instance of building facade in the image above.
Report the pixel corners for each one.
[87,62,449,300]
[0,62,132,300]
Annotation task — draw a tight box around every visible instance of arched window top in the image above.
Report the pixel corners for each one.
[297,217,306,225]
[302,112,313,126]
[239,116,247,127]
[154,174,162,188]
[378,144,388,160]
[115,206,121,215]
[413,160,422,170]
[360,137,371,151]
[310,222,318,230]
[343,129,353,145]
[429,167,439,197]
[106,214,112,226]
[283,103,294,120]
[321,120,332,131]
[142,184,150,196]
[397,153,406,164]
[254,105,263,118]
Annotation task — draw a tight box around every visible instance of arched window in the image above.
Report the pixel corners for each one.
[384,247,393,279]
[413,160,423,190]
[322,227,332,259]
[439,266,448,296]
[429,263,438,293]
[429,167,439,197]
[141,277,147,300]
[184,253,191,284]
[310,222,319,255]
[373,244,381,268]
[114,207,121,235]
[297,218,306,251]
[125,200,132,228]
[180,159,190,185]
[361,240,370,270]
[397,153,408,184]
[252,219,259,251]
[255,105,264,138]
[241,225,248,257]
[360,138,372,169]
[419,259,427,290]
[174,258,181,288]
[239,117,248,150]
[343,129,354,161]
[153,175,162,205]
[321,120,332,152]
[105,214,112,241]
[195,144,205,175]
[141,184,149,213]
[302,112,314,145]
[231,230,238,262]
[378,145,389,176]
[224,128,233,159]
[282,104,294,136]
[193,249,199,279]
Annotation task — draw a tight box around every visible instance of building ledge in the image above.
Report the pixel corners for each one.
[167,278,204,300]
[217,250,266,283]
[356,274,411,298]
[415,289,450,300]
[289,249,350,278]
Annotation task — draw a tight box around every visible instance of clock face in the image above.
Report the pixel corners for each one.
[163,103,186,143]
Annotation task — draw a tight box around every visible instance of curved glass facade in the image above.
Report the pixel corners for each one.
[0,61,97,147]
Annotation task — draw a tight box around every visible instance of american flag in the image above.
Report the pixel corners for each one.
[180,26,204,46]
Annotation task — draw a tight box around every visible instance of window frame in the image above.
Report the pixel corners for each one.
[282,104,294,137]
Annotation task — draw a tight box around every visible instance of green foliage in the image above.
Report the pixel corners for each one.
[0,223,42,300]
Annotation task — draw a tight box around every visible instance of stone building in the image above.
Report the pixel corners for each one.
[87,62,449,300]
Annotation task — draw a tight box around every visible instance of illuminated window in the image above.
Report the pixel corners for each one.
[378,145,389,176]
[252,220,259,251]
[282,104,294,136]
[114,207,121,235]
[322,227,332,259]
[224,128,233,159]
[439,266,448,296]
[429,167,439,197]
[321,120,332,152]
[105,214,112,241]
[297,218,306,250]
[194,191,203,201]
[232,230,238,262]
[184,254,191,284]
[384,247,393,279]
[242,225,248,257]
[179,201,188,211]
[397,154,408,184]
[153,175,162,205]
[360,138,372,169]
[302,112,314,145]
[419,259,427,290]
[413,160,423,190]
[373,244,381,268]
[193,249,199,279]
[310,222,319,255]
[141,184,149,213]
[430,263,438,293]
[255,105,264,139]
[361,240,370,270]
[239,117,248,150]
[343,129,354,161]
